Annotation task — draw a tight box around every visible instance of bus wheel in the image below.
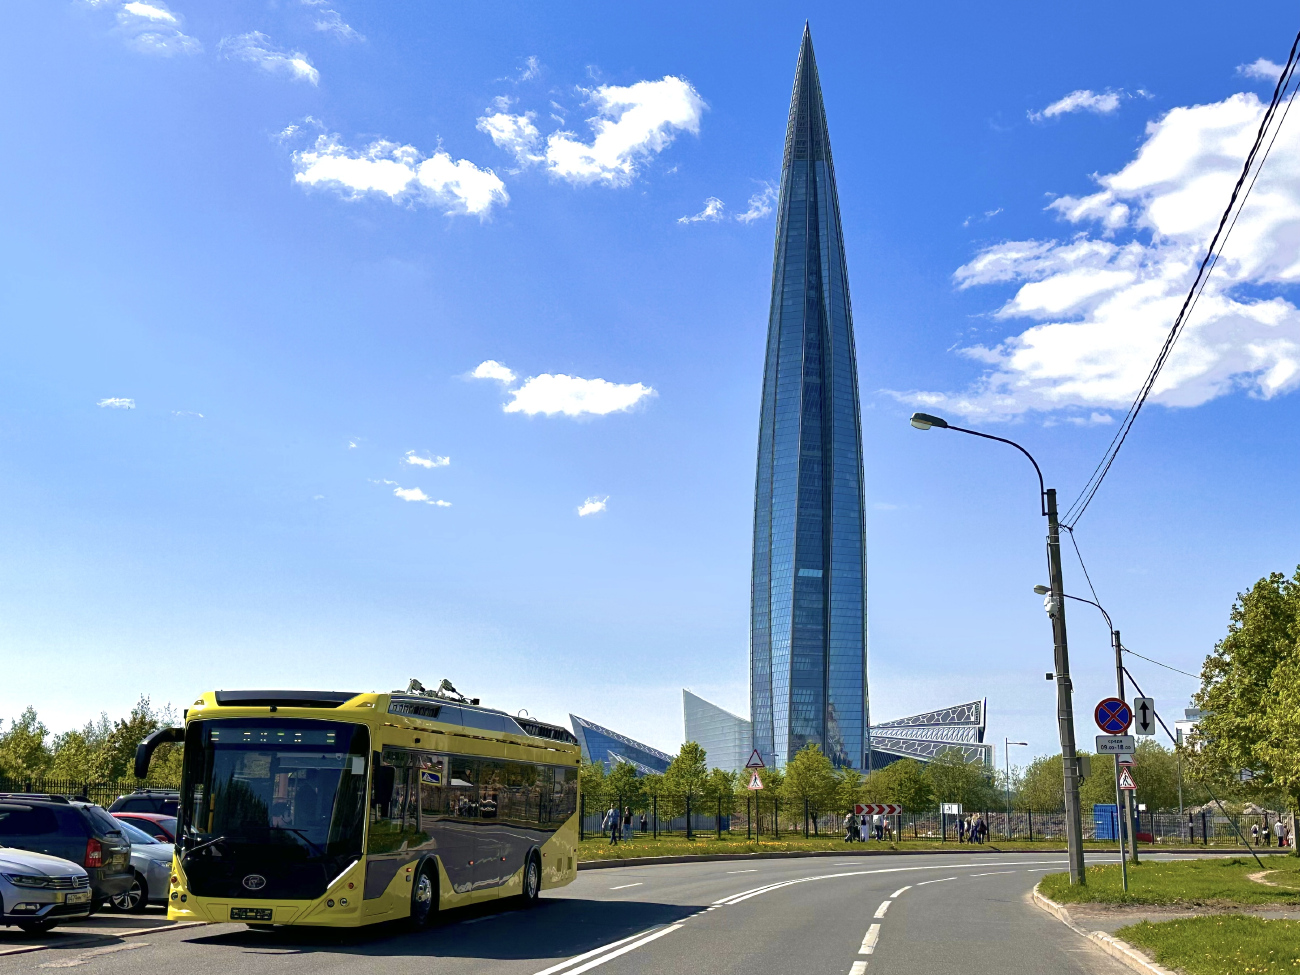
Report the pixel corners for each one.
[407,861,436,931]
[521,853,541,907]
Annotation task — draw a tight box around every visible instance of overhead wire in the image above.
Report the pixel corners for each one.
[1062,32,1300,528]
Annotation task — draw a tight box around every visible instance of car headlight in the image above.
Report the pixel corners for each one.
[2,874,52,888]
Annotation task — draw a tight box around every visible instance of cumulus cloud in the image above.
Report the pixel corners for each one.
[405,451,450,468]
[97,397,135,409]
[478,76,704,186]
[292,133,508,217]
[577,496,608,516]
[737,183,776,223]
[115,1,201,55]
[678,196,724,223]
[898,91,1300,419]
[470,361,655,416]
[471,360,517,383]
[298,0,362,41]
[376,480,450,506]
[1029,89,1124,121]
[220,32,319,84]
[1238,58,1285,82]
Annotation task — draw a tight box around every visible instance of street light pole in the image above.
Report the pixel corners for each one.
[1005,739,1028,838]
[910,412,1086,885]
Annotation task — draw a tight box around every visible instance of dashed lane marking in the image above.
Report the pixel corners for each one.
[873,901,891,918]
[850,962,868,975]
[859,924,880,955]
[969,870,1016,877]
[725,869,758,874]
[38,944,148,969]
[609,883,643,890]
[890,885,911,898]
[915,877,957,886]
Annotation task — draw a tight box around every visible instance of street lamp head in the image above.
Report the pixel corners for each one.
[909,412,949,431]
[1010,742,1028,746]
[1033,584,1051,595]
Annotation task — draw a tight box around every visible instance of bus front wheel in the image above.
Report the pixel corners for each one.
[407,861,437,931]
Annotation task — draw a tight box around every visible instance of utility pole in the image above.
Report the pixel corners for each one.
[1046,489,1086,885]
[1114,628,1139,864]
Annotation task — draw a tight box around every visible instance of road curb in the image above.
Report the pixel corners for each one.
[1031,885,1177,975]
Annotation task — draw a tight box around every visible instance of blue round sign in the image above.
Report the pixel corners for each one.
[1095,697,1132,734]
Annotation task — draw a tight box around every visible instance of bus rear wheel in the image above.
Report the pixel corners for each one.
[521,853,541,907]
[406,861,436,931]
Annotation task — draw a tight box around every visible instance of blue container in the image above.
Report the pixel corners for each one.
[1094,804,1119,840]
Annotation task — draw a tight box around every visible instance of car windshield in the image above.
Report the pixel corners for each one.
[179,718,368,861]
[157,817,177,834]
[115,819,161,845]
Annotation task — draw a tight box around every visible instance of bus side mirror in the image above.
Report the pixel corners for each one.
[135,727,185,779]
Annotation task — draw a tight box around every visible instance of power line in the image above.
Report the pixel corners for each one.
[1121,646,1201,681]
[1062,32,1300,528]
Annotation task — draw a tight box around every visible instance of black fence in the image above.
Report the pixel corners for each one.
[0,776,174,809]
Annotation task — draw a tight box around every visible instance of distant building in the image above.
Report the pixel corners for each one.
[682,690,753,774]
[867,699,992,769]
[569,714,672,775]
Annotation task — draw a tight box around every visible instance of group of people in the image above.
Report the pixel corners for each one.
[842,811,892,842]
[1250,818,1292,847]
[957,813,988,844]
[602,804,646,844]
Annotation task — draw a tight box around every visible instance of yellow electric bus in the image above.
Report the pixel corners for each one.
[133,681,580,930]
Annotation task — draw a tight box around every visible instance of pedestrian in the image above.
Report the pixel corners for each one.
[622,807,633,841]
[1252,822,1260,846]
[976,814,987,844]
[874,813,884,841]
[844,811,857,843]
[603,803,620,845]
[1276,818,1286,848]
[640,812,647,834]
[958,815,967,843]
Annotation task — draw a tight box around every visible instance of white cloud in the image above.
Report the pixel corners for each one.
[520,56,540,81]
[678,196,724,223]
[377,480,450,506]
[405,451,450,469]
[577,496,608,516]
[541,76,705,185]
[1238,58,1284,82]
[298,0,363,41]
[1029,89,1124,121]
[171,410,204,418]
[115,1,201,55]
[292,134,508,217]
[471,360,517,383]
[220,32,319,85]
[736,183,776,223]
[504,374,655,417]
[902,91,1300,419]
[476,112,544,166]
[97,397,135,409]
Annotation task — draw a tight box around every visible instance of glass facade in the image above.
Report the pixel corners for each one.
[751,25,867,770]
[682,690,752,774]
[568,714,672,775]
[867,698,992,769]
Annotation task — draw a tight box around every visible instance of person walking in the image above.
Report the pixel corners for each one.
[603,803,620,845]
[874,813,883,841]
[640,812,647,834]
[622,807,633,841]
[1252,822,1261,846]
[958,815,967,844]
[844,811,857,843]
[976,814,987,844]
[1276,817,1286,848]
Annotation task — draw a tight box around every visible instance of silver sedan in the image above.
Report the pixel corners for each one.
[0,845,92,934]
[108,819,173,913]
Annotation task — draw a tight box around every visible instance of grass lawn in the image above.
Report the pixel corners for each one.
[1119,916,1300,975]
[578,834,1132,861]
[1039,856,1300,906]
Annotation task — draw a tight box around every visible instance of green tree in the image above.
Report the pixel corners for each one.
[863,759,934,812]
[703,768,738,816]
[833,767,864,812]
[605,760,644,812]
[781,744,837,822]
[661,741,709,818]
[0,707,52,778]
[1017,753,1064,810]
[925,750,998,810]
[579,759,608,809]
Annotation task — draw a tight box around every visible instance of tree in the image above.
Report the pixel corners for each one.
[781,744,837,820]
[833,767,864,812]
[863,759,933,812]
[0,707,52,779]
[1018,754,1064,810]
[606,760,644,812]
[925,750,998,810]
[579,759,608,809]
[661,742,709,818]
[703,768,738,816]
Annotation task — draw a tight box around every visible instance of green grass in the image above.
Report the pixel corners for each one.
[578,834,1139,861]
[1119,916,1300,975]
[1039,856,1300,906]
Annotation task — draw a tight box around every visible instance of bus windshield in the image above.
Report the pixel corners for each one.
[179,718,369,900]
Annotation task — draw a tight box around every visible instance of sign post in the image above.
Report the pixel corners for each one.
[745,751,765,835]
[1096,698,1132,890]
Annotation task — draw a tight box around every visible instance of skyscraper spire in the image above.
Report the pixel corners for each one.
[751,26,868,770]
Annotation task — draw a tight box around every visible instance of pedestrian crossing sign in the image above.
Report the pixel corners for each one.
[747,770,764,791]
[1118,766,1137,791]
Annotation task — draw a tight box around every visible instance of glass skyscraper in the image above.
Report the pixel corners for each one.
[751,25,868,771]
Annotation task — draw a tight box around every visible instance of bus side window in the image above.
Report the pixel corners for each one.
[369,752,422,854]
[419,758,445,821]
[479,760,504,820]
[447,758,476,821]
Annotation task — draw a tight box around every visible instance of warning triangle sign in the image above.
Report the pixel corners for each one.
[1118,766,1137,791]
[748,770,764,790]
[745,749,766,769]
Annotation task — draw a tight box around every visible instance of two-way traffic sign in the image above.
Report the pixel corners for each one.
[1132,697,1156,736]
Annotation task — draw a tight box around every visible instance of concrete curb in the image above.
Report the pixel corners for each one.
[1031,885,1177,975]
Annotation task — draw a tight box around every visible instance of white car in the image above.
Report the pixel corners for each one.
[108,820,174,913]
[0,846,92,934]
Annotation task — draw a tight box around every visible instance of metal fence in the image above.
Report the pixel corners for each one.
[0,776,173,809]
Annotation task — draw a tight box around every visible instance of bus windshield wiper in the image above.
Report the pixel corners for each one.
[181,835,228,862]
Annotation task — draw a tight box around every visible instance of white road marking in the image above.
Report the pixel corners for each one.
[873,900,891,918]
[859,924,880,955]
[609,883,643,890]
[530,931,658,975]
[557,925,684,975]
[725,869,758,874]
[890,885,912,898]
[850,962,868,975]
[39,944,148,969]
[969,870,1016,877]
[915,877,957,886]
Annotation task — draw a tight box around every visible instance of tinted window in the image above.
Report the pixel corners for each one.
[158,817,177,835]
[119,798,154,812]
[159,799,178,815]
[115,819,160,844]
[0,806,60,836]
[85,806,124,836]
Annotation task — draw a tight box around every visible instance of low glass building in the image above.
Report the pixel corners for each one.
[569,714,673,775]
[682,690,752,774]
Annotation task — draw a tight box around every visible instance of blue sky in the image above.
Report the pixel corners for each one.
[3,1,1300,771]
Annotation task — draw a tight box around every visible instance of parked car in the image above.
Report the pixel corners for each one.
[0,845,92,934]
[106,820,172,913]
[0,795,133,911]
[111,812,176,843]
[107,790,178,817]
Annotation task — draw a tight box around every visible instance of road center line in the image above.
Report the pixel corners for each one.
[890,885,912,898]
[555,925,684,975]
[530,930,659,975]
[725,869,758,874]
[915,877,957,886]
[873,900,891,918]
[859,924,880,955]
[850,962,868,975]
[609,883,643,890]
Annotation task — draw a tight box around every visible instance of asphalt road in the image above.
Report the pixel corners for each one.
[0,851,1194,975]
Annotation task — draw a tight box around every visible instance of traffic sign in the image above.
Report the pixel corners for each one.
[1118,766,1137,791]
[1095,734,1136,754]
[855,804,902,816]
[747,770,764,791]
[745,749,766,769]
[1095,698,1133,734]
[940,802,962,816]
[1133,697,1156,736]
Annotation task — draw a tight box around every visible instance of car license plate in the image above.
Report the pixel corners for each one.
[66,891,91,904]
[230,908,273,921]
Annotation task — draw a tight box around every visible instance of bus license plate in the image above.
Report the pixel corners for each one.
[66,891,91,904]
[230,908,273,921]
